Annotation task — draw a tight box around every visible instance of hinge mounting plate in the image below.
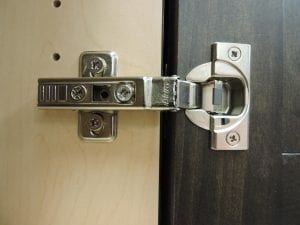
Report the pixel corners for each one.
[185,42,251,150]
[78,52,118,141]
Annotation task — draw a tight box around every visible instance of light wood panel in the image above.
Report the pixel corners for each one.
[0,1,162,225]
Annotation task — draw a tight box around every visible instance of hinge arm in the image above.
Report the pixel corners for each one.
[38,77,202,111]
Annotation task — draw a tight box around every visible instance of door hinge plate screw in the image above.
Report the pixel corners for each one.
[228,47,242,61]
[226,131,240,146]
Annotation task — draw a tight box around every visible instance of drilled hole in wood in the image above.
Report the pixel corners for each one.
[52,53,61,61]
[53,0,61,8]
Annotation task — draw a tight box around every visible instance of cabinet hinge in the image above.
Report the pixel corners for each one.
[37,42,251,150]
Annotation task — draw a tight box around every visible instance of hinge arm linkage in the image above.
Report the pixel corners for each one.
[38,77,204,111]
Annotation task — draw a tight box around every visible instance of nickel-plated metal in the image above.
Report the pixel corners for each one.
[78,111,117,141]
[37,42,251,150]
[70,85,87,101]
[228,46,242,61]
[89,117,103,132]
[185,42,251,150]
[88,56,107,76]
[176,80,201,109]
[78,51,118,141]
[226,131,240,146]
[80,51,117,77]
[38,77,198,110]
[115,83,135,103]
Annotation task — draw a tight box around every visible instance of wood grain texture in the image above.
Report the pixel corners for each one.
[0,1,162,225]
[160,0,299,225]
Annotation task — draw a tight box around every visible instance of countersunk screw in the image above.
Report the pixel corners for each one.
[70,85,87,101]
[87,56,107,77]
[115,83,134,103]
[88,113,104,136]
[228,47,241,61]
[226,131,240,146]
[89,118,103,130]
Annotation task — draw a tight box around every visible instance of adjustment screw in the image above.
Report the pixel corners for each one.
[115,83,134,103]
[87,56,107,77]
[70,85,87,101]
[226,131,240,146]
[228,47,241,61]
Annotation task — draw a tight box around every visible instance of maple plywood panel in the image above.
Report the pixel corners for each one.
[0,1,162,225]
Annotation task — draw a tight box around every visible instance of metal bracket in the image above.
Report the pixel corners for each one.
[37,42,251,150]
[78,52,118,141]
[185,42,251,150]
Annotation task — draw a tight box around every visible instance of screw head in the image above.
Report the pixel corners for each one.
[87,113,104,136]
[88,56,107,77]
[228,47,241,61]
[70,85,87,101]
[226,131,240,146]
[115,83,134,103]
[88,118,103,131]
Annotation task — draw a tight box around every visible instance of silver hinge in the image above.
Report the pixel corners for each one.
[38,42,251,150]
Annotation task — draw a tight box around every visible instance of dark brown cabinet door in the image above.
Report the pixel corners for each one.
[160,1,300,225]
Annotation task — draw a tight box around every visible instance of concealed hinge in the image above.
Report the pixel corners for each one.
[37,42,251,150]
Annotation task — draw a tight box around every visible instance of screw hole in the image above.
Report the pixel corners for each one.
[100,90,109,99]
[53,0,61,8]
[52,53,61,61]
